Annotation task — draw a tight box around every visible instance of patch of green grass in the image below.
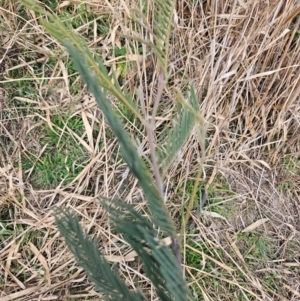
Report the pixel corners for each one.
[185,240,210,301]
[116,103,133,122]
[6,67,38,101]
[174,178,203,228]
[260,272,281,293]
[29,150,84,187]
[186,241,215,271]
[113,45,127,64]
[22,113,91,188]
[114,46,127,57]
[178,179,203,202]
[0,207,15,244]
[206,186,236,219]
[0,207,44,254]
[276,153,300,191]
[6,228,45,283]
[283,155,297,171]
[179,174,236,221]
[236,232,275,264]
[185,238,228,272]
[58,7,110,36]
[4,3,112,101]
[43,0,58,10]
[23,228,44,246]
[4,50,59,103]
[185,238,256,300]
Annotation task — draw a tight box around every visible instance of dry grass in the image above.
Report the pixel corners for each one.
[1,0,300,300]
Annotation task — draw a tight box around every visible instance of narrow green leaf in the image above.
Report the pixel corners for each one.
[53,207,144,301]
[160,86,199,170]
[63,40,175,236]
[102,198,189,301]
[153,0,175,72]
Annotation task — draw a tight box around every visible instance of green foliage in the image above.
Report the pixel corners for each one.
[276,154,300,191]
[153,0,175,72]
[58,8,110,36]
[20,0,205,300]
[43,0,58,10]
[6,69,38,101]
[160,86,199,169]
[54,198,189,300]
[237,232,274,263]
[0,207,15,241]
[22,0,141,121]
[4,50,57,102]
[114,46,128,77]
[205,182,236,219]
[24,149,82,187]
[102,199,189,301]
[22,114,88,188]
[54,207,145,301]
[64,40,174,235]
[114,46,127,57]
